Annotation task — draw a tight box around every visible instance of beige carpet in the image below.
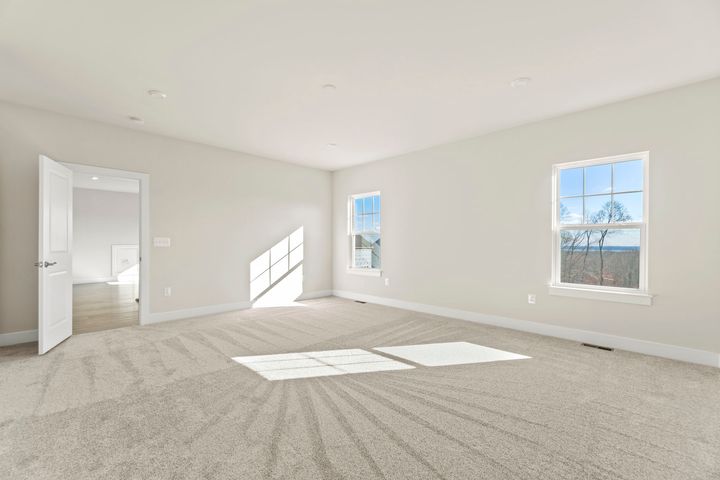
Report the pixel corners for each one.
[0,297,718,479]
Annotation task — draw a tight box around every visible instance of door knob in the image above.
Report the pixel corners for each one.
[34,261,43,268]
[44,261,57,267]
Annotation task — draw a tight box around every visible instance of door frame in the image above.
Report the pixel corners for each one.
[62,162,151,326]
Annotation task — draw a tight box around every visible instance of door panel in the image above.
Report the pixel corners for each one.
[39,155,73,354]
[49,171,70,252]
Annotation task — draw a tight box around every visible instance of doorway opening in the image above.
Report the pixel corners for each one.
[71,172,140,333]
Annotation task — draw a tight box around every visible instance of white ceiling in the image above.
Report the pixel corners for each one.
[73,172,139,194]
[1,1,719,171]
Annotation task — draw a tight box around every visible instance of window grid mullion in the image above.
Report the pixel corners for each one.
[610,162,614,221]
[558,222,643,230]
[560,189,642,200]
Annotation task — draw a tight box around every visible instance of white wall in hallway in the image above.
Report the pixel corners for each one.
[73,188,139,284]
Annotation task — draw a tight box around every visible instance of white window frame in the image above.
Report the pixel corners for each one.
[549,152,653,305]
[347,191,382,276]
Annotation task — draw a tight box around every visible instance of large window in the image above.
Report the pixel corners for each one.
[552,152,649,298]
[349,191,381,273]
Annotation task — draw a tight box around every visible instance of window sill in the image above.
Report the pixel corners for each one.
[548,285,653,306]
[347,268,382,277]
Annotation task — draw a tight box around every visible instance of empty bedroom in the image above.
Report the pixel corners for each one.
[0,1,718,479]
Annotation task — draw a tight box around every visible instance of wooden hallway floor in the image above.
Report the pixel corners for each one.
[73,282,138,334]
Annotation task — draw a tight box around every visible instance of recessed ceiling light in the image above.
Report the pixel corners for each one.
[91,176,100,181]
[128,116,144,124]
[322,84,337,92]
[327,143,338,148]
[510,77,532,88]
[147,89,167,99]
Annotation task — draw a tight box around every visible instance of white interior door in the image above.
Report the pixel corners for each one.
[38,155,73,354]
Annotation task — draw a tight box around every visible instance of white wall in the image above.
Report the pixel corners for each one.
[333,78,720,354]
[73,188,139,284]
[3,77,718,358]
[0,101,332,335]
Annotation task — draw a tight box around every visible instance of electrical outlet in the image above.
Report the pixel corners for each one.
[384,278,390,287]
[527,294,536,304]
[164,287,172,297]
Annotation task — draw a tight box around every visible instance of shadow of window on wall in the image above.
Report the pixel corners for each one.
[250,226,304,308]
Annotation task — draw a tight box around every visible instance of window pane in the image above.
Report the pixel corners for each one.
[371,237,381,269]
[353,233,380,269]
[584,195,612,223]
[354,197,364,216]
[560,228,640,288]
[613,160,643,193]
[612,192,642,223]
[373,195,381,213]
[353,214,362,232]
[585,164,612,195]
[559,197,583,224]
[559,168,583,197]
[363,196,373,213]
[362,214,373,232]
[373,213,381,231]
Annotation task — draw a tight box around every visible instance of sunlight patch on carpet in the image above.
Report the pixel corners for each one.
[374,341,530,367]
[232,348,414,380]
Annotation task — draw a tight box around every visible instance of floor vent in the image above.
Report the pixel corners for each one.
[354,300,367,304]
[582,343,614,352]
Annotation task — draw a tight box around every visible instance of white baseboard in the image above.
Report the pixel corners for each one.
[73,277,115,285]
[333,290,720,368]
[0,329,38,347]
[144,290,333,326]
[145,301,252,325]
[13,289,711,368]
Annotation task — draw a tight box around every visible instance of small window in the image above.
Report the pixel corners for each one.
[552,152,648,293]
[349,192,381,272]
